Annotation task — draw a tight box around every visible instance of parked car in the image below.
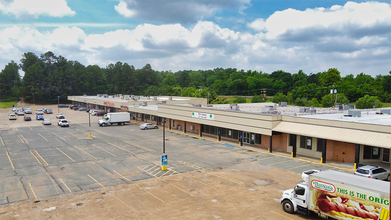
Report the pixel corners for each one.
[91,110,99,115]
[58,104,68,108]
[12,107,17,112]
[9,114,17,120]
[85,108,90,112]
[354,165,390,181]
[36,115,44,120]
[45,109,53,114]
[24,116,31,121]
[24,108,32,114]
[58,119,69,127]
[16,110,25,116]
[73,106,81,110]
[95,111,106,116]
[43,108,47,112]
[42,118,51,125]
[140,123,158,130]
[36,109,44,115]
[78,107,88,111]
[56,113,65,119]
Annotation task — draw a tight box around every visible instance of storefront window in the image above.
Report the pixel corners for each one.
[300,136,312,150]
[255,134,262,144]
[363,146,380,159]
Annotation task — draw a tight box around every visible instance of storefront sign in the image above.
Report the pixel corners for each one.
[192,112,214,120]
[120,105,128,109]
[104,102,115,107]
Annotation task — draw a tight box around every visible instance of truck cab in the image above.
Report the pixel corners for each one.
[281,181,310,215]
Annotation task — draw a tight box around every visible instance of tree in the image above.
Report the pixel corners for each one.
[162,72,177,86]
[355,95,383,109]
[0,61,21,100]
[320,68,341,86]
[272,92,288,103]
[233,96,246,103]
[251,95,265,103]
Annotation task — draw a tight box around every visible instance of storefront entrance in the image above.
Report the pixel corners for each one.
[383,149,390,163]
[243,132,255,145]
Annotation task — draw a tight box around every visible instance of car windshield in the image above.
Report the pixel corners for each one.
[356,169,369,174]
[62,120,68,123]
[102,117,109,121]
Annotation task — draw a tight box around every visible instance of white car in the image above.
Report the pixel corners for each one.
[354,165,390,181]
[36,109,44,115]
[91,110,98,115]
[42,118,51,125]
[9,114,17,120]
[140,123,158,130]
[58,119,69,127]
[12,107,17,112]
[24,108,32,114]
[56,113,65,119]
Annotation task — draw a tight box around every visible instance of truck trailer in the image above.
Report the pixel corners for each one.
[281,169,390,220]
[98,113,130,126]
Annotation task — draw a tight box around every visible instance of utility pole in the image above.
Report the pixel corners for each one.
[261,88,266,101]
[331,85,335,108]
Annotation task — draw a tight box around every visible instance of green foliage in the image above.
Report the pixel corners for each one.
[211,97,229,104]
[355,95,383,109]
[321,68,341,86]
[321,93,349,107]
[233,96,247,103]
[272,92,288,103]
[294,98,306,106]
[0,101,18,108]
[251,95,265,103]
[310,98,321,107]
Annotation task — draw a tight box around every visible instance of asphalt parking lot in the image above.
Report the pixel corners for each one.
[0,104,357,219]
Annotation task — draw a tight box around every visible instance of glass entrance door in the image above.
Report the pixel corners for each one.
[382,149,390,162]
[243,132,255,145]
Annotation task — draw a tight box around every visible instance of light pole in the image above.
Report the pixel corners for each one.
[88,111,92,138]
[161,118,167,171]
[57,96,60,114]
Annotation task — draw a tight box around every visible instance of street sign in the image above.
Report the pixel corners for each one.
[161,154,168,166]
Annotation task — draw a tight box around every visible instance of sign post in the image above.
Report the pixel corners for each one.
[161,118,167,171]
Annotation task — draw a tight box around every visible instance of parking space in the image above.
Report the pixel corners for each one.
[0,104,363,219]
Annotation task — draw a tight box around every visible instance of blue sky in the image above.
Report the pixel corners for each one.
[0,0,390,77]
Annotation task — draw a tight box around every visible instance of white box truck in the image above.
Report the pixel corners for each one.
[281,170,390,220]
[98,112,130,126]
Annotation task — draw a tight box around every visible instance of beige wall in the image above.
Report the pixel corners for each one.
[158,104,278,136]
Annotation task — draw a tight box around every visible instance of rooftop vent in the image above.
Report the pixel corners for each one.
[230,104,240,111]
[343,110,361,117]
[376,109,391,115]
[279,102,287,107]
[192,104,201,107]
[124,95,130,100]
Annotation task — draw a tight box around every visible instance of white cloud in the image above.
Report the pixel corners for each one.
[114,0,251,23]
[0,0,75,19]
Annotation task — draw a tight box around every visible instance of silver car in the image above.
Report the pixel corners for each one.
[354,165,390,181]
[42,118,51,125]
[139,123,158,130]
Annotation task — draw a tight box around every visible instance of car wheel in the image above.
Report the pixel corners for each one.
[154,126,158,129]
[387,175,390,181]
[282,200,294,214]
[144,127,148,130]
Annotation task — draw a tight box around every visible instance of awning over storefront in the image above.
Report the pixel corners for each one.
[273,122,391,149]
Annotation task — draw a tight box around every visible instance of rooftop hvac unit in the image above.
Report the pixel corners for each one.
[97,94,102,97]
[162,101,166,104]
[168,96,172,101]
[109,95,113,98]
[279,102,287,107]
[343,110,361,117]
[103,94,108,98]
[376,109,391,115]
[231,105,240,111]
[299,107,310,113]
[143,102,147,106]
[124,95,130,100]
[308,109,316,114]
[139,103,143,106]
[117,94,122,97]
[120,96,124,99]
[192,104,201,107]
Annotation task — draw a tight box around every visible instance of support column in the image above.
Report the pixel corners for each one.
[321,139,327,163]
[269,135,273,153]
[218,127,221,141]
[292,135,297,158]
[184,121,186,133]
[169,119,171,130]
[200,124,203,137]
[355,144,360,169]
[239,131,243,146]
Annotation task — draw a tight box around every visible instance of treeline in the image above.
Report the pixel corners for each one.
[1,51,391,108]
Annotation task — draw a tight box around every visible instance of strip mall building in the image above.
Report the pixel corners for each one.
[68,94,391,168]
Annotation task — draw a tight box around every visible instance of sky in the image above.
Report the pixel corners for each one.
[0,0,390,77]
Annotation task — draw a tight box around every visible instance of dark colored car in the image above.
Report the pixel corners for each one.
[58,104,68,108]
[24,116,31,121]
[70,105,78,109]
[78,107,88,111]
[73,106,81,110]
[96,111,106,116]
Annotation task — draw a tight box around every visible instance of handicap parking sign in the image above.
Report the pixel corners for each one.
[161,155,168,166]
